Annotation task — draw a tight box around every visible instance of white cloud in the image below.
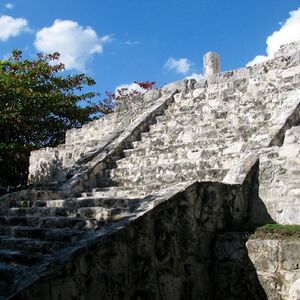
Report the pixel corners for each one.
[0,15,29,41]
[5,3,14,9]
[164,57,191,74]
[115,82,145,97]
[34,19,112,71]
[247,55,268,66]
[185,73,203,81]
[247,7,300,66]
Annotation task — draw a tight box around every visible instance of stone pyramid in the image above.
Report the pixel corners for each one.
[0,41,300,299]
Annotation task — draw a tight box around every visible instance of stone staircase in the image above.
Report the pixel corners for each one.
[105,65,300,190]
[0,186,148,299]
[28,89,164,187]
[28,114,118,185]
[0,41,300,299]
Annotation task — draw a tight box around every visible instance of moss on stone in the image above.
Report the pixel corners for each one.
[251,224,300,240]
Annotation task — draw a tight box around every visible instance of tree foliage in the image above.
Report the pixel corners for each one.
[97,81,156,114]
[0,50,102,186]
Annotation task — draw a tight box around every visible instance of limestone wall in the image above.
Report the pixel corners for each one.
[212,232,300,300]
[247,237,300,300]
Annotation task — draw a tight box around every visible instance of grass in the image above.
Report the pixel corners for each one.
[260,224,300,233]
[251,224,300,240]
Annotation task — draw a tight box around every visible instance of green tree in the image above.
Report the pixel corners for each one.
[0,50,103,187]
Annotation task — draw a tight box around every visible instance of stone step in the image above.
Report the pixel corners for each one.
[3,190,66,202]
[0,281,10,299]
[129,129,262,157]
[0,249,49,266]
[54,140,120,167]
[126,141,241,160]
[7,193,139,210]
[91,186,163,197]
[7,199,41,209]
[123,142,225,158]
[160,109,230,123]
[0,216,98,230]
[60,143,97,154]
[142,127,254,148]
[0,236,64,254]
[120,142,242,167]
[0,262,27,297]
[112,168,228,188]
[167,93,280,117]
[0,226,84,242]
[155,96,274,120]
[168,102,273,120]
[166,99,208,116]
[65,139,100,148]
[147,118,266,138]
[149,115,232,131]
[0,207,76,217]
[139,131,243,146]
[83,186,147,199]
[115,153,237,172]
[153,112,217,125]
[0,206,130,222]
[110,160,231,179]
[32,197,140,210]
[0,262,25,282]
[167,103,233,115]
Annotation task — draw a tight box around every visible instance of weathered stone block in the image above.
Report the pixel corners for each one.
[257,274,282,300]
[280,242,300,271]
[203,52,221,77]
[258,126,300,224]
[247,239,279,273]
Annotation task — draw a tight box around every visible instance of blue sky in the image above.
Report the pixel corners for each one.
[0,0,300,96]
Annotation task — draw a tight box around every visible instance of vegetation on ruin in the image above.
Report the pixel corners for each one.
[251,224,300,240]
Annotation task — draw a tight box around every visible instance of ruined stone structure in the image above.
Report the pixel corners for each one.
[0,41,300,299]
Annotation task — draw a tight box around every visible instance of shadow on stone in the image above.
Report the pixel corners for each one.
[244,160,275,229]
[212,232,268,300]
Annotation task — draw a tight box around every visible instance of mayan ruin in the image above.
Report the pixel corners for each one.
[0,40,300,299]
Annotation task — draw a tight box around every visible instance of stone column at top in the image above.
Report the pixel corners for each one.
[203,51,221,77]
